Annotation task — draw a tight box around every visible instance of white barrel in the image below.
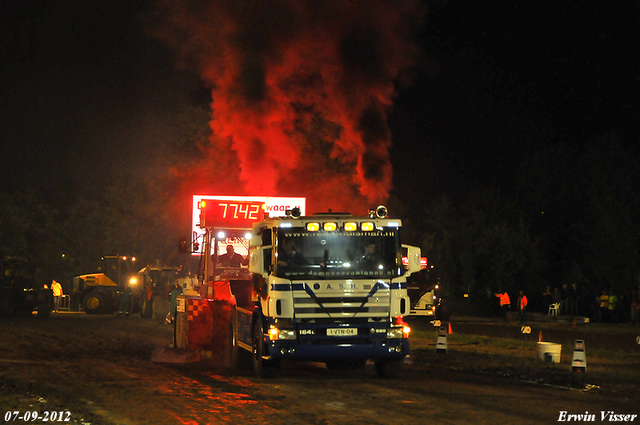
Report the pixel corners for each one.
[536,342,562,363]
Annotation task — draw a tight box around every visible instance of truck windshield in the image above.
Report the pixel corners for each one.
[276,228,403,279]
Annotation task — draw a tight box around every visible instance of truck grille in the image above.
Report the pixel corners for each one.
[292,283,390,321]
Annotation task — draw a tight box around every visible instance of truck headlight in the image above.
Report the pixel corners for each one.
[278,329,296,340]
[269,326,296,340]
[387,328,403,339]
[387,326,410,339]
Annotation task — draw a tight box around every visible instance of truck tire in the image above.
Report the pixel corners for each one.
[375,358,404,378]
[252,320,278,378]
[82,291,105,314]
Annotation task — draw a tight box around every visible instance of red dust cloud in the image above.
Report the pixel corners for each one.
[153,0,424,213]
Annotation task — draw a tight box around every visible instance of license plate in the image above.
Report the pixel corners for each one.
[327,328,357,336]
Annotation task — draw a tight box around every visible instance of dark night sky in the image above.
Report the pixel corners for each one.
[1,0,207,206]
[1,1,638,213]
[390,1,639,208]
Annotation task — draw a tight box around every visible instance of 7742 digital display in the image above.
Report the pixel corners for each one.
[199,200,264,229]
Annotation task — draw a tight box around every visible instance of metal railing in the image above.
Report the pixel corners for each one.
[56,295,70,311]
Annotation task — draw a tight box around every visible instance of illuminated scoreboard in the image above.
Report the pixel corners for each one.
[198,199,264,229]
[191,195,306,256]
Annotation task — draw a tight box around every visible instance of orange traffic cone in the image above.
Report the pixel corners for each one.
[538,331,543,342]
[448,323,453,334]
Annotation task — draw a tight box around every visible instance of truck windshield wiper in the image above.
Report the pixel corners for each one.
[322,249,329,273]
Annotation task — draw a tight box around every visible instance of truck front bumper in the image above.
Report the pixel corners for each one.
[265,338,409,361]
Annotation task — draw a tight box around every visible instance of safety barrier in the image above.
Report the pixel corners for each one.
[56,295,70,311]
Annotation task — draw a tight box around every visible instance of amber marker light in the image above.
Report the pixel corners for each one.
[324,222,337,231]
[307,222,320,231]
[268,326,279,341]
[403,325,411,338]
[394,316,411,338]
[361,222,375,231]
[344,222,357,231]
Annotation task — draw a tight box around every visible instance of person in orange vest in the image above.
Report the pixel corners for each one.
[495,289,511,323]
[517,290,528,324]
[51,280,63,312]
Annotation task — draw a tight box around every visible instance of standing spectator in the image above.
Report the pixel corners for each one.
[619,291,632,323]
[542,285,553,312]
[567,283,579,317]
[560,284,569,315]
[630,297,638,326]
[118,283,133,317]
[495,289,511,323]
[517,290,528,324]
[597,290,609,323]
[552,287,562,306]
[169,280,183,324]
[608,290,619,323]
[51,280,63,312]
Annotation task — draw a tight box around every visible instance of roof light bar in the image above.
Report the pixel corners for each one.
[344,222,358,231]
[361,222,375,231]
[323,222,337,231]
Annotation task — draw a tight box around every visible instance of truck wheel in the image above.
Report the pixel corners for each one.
[252,320,278,378]
[375,358,404,378]
[82,291,104,314]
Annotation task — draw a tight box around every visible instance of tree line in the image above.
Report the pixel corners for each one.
[2,129,639,319]
[407,135,640,316]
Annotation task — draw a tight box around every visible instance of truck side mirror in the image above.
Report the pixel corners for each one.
[249,246,272,278]
[402,244,422,275]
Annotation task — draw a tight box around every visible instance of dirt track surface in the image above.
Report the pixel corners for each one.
[1,314,638,425]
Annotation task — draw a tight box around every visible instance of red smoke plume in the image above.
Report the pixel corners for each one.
[154,0,423,213]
